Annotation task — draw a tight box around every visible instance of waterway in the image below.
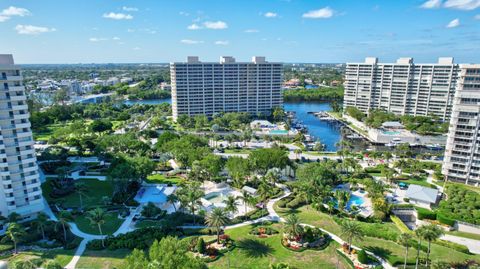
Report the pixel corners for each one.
[124,98,342,151]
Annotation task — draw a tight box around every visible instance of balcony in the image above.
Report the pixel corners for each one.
[6,75,22,81]
[9,95,26,102]
[11,104,28,111]
[13,113,30,120]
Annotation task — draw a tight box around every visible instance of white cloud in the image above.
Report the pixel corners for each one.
[89,37,108,42]
[444,0,480,10]
[203,21,228,29]
[187,23,201,30]
[112,36,121,40]
[244,29,259,33]
[214,40,229,45]
[421,0,443,8]
[179,11,190,16]
[122,6,138,12]
[264,12,278,18]
[103,12,133,20]
[127,28,135,33]
[1,6,31,17]
[446,18,460,28]
[0,6,31,22]
[133,47,141,50]
[475,14,480,19]
[15,24,56,35]
[181,39,204,44]
[302,7,334,19]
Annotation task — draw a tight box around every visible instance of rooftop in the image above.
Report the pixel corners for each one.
[406,184,439,204]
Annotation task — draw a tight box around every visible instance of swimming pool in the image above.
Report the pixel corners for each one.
[269,130,289,135]
[382,130,401,135]
[134,186,176,204]
[346,194,366,209]
[204,192,225,204]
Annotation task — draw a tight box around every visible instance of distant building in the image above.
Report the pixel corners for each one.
[405,184,439,209]
[0,54,43,220]
[344,57,460,121]
[171,56,282,121]
[381,121,404,129]
[443,65,480,186]
[160,82,171,91]
[330,80,340,87]
[120,77,133,84]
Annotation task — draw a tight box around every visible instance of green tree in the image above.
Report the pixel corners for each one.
[225,196,239,215]
[33,212,49,240]
[398,233,413,269]
[340,220,363,253]
[3,222,25,254]
[44,260,63,269]
[75,182,88,210]
[196,237,206,254]
[420,224,444,268]
[55,211,72,243]
[284,214,303,238]
[226,156,250,185]
[87,208,107,247]
[176,181,204,225]
[125,248,148,269]
[166,193,178,212]
[206,208,229,244]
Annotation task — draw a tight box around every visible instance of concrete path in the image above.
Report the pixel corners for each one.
[64,239,88,269]
[442,234,480,254]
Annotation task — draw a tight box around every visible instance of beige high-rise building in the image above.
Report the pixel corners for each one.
[443,64,480,186]
[344,57,459,120]
[170,56,282,120]
[0,54,43,220]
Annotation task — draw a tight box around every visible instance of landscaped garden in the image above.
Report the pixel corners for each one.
[145,174,184,185]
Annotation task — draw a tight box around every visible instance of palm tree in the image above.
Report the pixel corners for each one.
[239,190,251,214]
[327,200,336,216]
[87,208,107,247]
[166,193,178,212]
[225,195,239,215]
[420,224,444,268]
[4,222,25,254]
[257,180,274,209]
[75,182,88,210]
[55,210,72,243]
[33,212,49,240]
[246,195,258,210]
[284,214,303,238]
[381,167,395,185]
[398,233,413,269]
[206,208,229,244]
[394,159,408,175]
[340,220,363,253]
[294,149,302,160]
[414,226,426,269]
[265,168,281,185]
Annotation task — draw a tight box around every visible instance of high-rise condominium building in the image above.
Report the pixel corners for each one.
[344,57,459,120]
[0,55,43,220]
[171,56,282,120]
[443,65,480,186]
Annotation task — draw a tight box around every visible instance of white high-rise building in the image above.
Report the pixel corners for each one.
[171,56,282,120]
[344,57,460,120]
[443,65,480,186]
[0,55,43,220]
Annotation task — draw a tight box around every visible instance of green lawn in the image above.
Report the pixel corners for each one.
[135,219,162,229]
[74,212,123,235]
[4,249,75,267]
[274,203,480,267]
[224,149,251,154]
[208,224,350,269]
[446,230,480,241]
[145,174,184,185]
[33,123,64,141]
[42,178,113,209]
[76,249,131,269]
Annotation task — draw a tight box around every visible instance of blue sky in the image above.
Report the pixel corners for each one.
[0,0,479,64]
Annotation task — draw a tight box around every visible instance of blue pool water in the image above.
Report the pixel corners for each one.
[346,194,366,209]
[270,130,289,135]
[382,130,401,135]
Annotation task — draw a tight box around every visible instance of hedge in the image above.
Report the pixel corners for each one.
[336,249,355,269]
[435,239,471,254]
[390,215,413,235]
[436,213,455,226]
[416,207,437,220]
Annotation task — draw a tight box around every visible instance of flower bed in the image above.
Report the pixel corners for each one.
[249,226,279,238]
[281,227,330,252]
[188,234,236,263]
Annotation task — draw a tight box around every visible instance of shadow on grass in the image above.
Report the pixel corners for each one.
[363,246,392,258]
[237,238,274,258]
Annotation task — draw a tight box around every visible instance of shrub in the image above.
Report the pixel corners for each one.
[390,215,413,234]
[65,236,83,250]
[197,238,206,254]
[416,207,437,220]
[44,260,63,269]
[435,239,470,254]
[357,249,369,264]
[436,213,455,226]
[286,197,305,209]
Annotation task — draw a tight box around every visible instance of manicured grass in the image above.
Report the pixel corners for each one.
[42,178,113,209]
[274,203,480,266]
[33,123,64,141]
[446,231,480,241]
[145,174,184,185]
[74,212,123,235]
[4,249,75,267]
[224,148,251,154]
[208,224,349,269]
[76,249,131,269]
